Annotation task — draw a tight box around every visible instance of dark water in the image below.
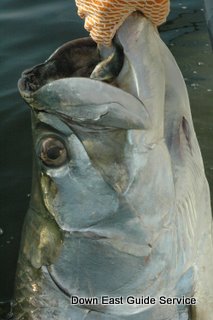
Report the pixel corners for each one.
[0,0,212,308]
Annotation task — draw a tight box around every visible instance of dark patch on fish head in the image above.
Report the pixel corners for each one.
[181,116,192,152]
[169,116,194,166]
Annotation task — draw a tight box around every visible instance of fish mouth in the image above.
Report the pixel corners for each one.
[17,37,124,105]
[17,37,101,100]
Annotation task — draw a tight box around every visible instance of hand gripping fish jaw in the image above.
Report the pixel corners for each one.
[75,0,170,46]
[15,14,213,320]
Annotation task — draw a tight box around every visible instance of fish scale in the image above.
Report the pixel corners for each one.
[75,0,170,45]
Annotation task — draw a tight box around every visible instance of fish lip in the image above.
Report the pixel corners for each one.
[17,76,36,102]
[17,62,47,100]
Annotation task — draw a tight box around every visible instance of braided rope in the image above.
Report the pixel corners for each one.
[75,0,170,46]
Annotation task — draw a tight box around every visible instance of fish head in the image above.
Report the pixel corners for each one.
[17,32,153,232]
[21,74,151,231]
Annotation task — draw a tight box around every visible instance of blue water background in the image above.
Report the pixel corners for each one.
[0,0,212,302]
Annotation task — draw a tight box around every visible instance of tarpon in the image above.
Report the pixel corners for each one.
[14,13,213,320]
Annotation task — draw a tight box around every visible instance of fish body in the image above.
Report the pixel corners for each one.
[14,14,213,320]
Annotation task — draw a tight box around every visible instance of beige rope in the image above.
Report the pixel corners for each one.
[75,0,170,46]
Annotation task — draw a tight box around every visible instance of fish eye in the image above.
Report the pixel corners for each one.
[40,137,68,167]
